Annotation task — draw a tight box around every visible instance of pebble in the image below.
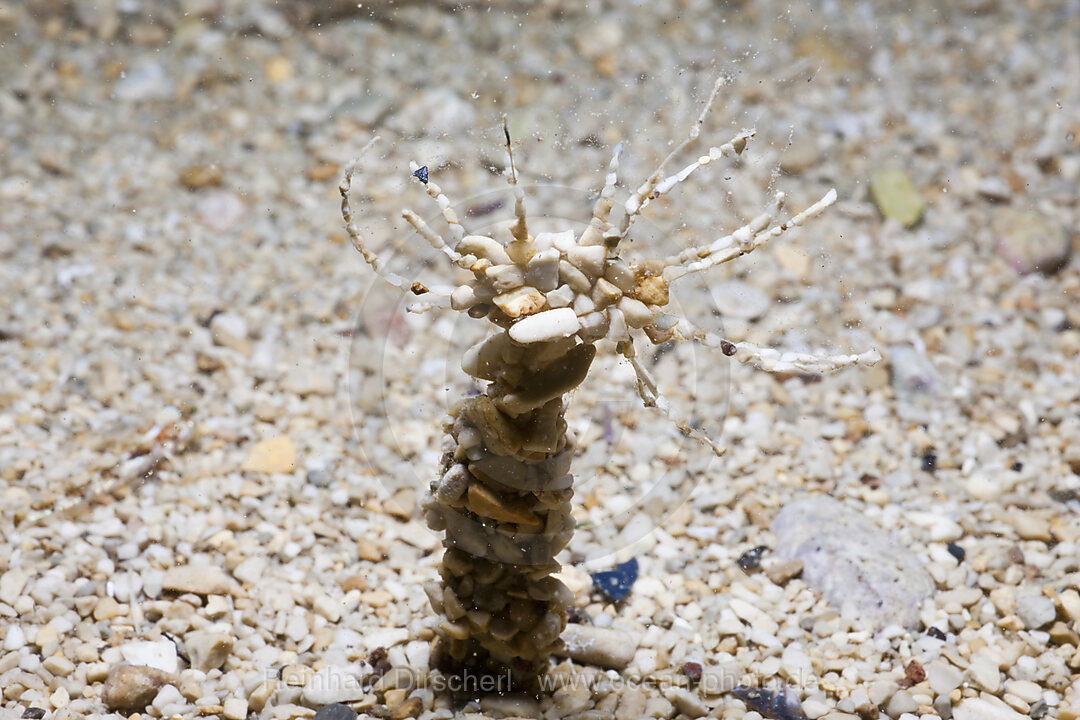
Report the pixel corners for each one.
[952,696,1027,720]
[968,652,1001,693]
[666,687,707,718]
[113,62,173,101]
[869,167,924,227]
[710,279,772,320]
[184,628,234,671]
[102,663,173,712]
[282,368,336,397]
[508,307,581,344]
[313,703,357,720]
[886,690,918,717]
[196,191,246,233]
[699,661,743,697]
[209,312,250,353]
[888,344,940,403]
[615,687,647,720]
[1005,679,1042,704]
[976,175,1012,201]
[179,164,224,189]
[223,697,249,720]
[0,570,28,605]
[993,207,1072,275]
[924,660,963,696]
[162,566,235,596]
[3,624,25,651]
[242,436,297,473]
[302,666,368,706]
[119,639,178,674]
[1015,593,1056,629]
[558,624,636,669]
[763,558,804,585]
[772,496,934,629]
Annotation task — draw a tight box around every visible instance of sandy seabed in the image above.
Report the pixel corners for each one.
[1,1,1080,719]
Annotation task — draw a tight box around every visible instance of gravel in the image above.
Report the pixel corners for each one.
[2,1,1079,719]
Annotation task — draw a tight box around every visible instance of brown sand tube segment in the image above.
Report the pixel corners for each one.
[422,332,594,686]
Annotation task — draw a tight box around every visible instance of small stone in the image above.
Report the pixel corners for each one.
[223,696,249,720]
[184,628,234,671]
[197,191,246,232]
[774,244,810,277]
[42,653,75,676]
[35,624,59,648]
[265,56,293,83]
[302,665,367,705]
[666,687,707,718]
[3,623,25,650]
[113,62,173,101]
[94,596,123,620]
[976,175,1012,202]
[1016,593,1056,629]
[232,556,269,585]
[162,565,235,596]
[968,652,1001,693]
[1013,512,1052,541]
[102,663,173,712]
[307,162,340,182]
[886,690,918,717]
[0,569,28,605]
[20,708,45,720]
[616,687,647,720]
[699,661,743,697]
[802,696,831,718]
[313,703,357,720]
[282,368,335,397]
[209,312,250,353]
[120,639,179,674]
[558,624,636,669]
[772,496,933,629]
[1005,679,1042,704]
[313,595,342,622]
[780,134,822,174]
[552,682,591,715]
[764,558,804,585]
[924,660,963,696]
[508,308,580,344]
[590,558,638,602]
[49,686,70,709]
[179,164,223,189]
[466,483,541,528]
[493,285,546,318]
[242,436,297,473]
[390,696,421,719]
[993,207,1073,275]
[952,696,1027,720]
[205,595,231,619]
[889,344,940,403]
[870,167,924,228]
[710,279,772,320]
[868,679,898,707]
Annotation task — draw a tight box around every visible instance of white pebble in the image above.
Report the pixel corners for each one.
[508,308,580,344]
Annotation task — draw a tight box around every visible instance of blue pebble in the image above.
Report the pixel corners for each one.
[590,557,638,602]
[412,166,429,184]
